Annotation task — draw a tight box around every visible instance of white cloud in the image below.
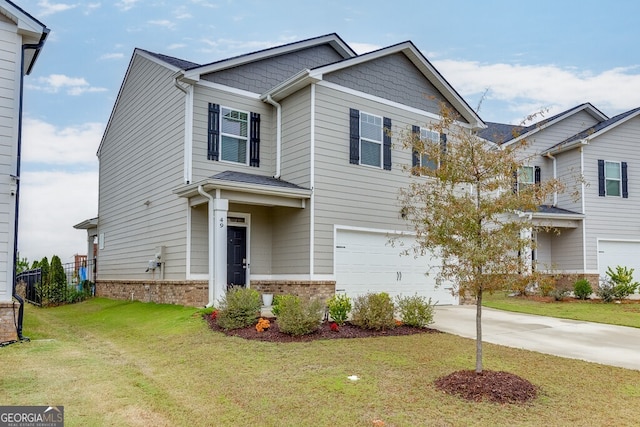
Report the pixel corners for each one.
[190,0,218,8]
[115,0,140,11]
[28,74,107,96]
[84,2,101,14]
[22,118,103,165]
[350,43,381,55]
[167,43,187,50]
[148,20,176,30]
[37,0,77,16]
[98,52,124,60]
[433,59,640,122]
[18,119,101,262]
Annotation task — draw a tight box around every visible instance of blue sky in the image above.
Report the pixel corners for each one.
[15,0,640,262]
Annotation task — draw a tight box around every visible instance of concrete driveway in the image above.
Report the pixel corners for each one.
[432,305,640,371]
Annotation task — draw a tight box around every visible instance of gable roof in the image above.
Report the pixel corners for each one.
[263,40,485,130]
[481,103,608,146]
[542,106,640,155]
[139,50,201,70]
[180,33,356,84]
[0,0,49,74]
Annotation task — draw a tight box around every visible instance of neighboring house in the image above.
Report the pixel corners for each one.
[480,103,640,287]
[0,0,48,344]
[78,33,485,307]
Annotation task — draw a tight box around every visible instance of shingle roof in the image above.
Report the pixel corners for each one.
[140,50,201,70]
[211,171,309,190]
[535,205,582,215]
[477,122,523,143]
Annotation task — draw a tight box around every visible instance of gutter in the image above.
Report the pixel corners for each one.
[265,95,282,179]
[197,185,216,308]
[11,37,48,342]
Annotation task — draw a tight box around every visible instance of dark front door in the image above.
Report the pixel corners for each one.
[227,226,247,287]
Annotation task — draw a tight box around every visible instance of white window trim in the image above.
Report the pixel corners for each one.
[604,160,622,197]
[359,111,383,169]
[220,106,250,165]
[419,127,439,170]
[518,165,535,192]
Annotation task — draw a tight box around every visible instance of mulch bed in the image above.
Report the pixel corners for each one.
[204,313,538,404]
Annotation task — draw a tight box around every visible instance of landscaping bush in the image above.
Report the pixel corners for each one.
[606,266,639,300]
[597,280,616,303]
[216,286,262,330]
[276,295,324,336]
[270,294,284,316]
[573,279,593,300]
[327,293,352,325]
[351,292,396,330]
[396,294,434,328]
[550,282,572,301]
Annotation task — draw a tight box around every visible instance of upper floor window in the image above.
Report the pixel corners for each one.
[518,166,535,191]
[605,161,621,196]
[598,159,628,198]
[420,128,439,170]
[349,108,392,170]
[411,125,446,174]
[208,103,260,167]
[221,107,249,164]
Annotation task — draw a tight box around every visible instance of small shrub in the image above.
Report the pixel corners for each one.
[597,280,616,303]
[327,293,352,325]
[255,318,270,332]
[216,286,262,330]
[396,294,434,328]
[276,295,324,336]
[606,266,639,300]
[270,294,284,316]
[573,279,593,300]
[330,322,339,332]
[538,276,556,297]
[351,292,396,330]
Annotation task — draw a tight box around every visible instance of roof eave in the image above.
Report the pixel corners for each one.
[173,179,312,200]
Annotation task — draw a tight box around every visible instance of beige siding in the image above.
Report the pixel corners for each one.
[190,204,208,274]
[0,23,18,300]
[583,117,640,271]
[555,150,583,212]
[271,206,310,274]
[191,85,275,181]
[548,226,585,271]
[280,87,311,187]
[312,84,442,274]
[98,55,187,280]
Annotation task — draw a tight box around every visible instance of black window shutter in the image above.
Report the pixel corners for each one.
[383,117,392,170]
[512,170,518,194]
[249,112,260,167]
[208,103,220,161]
[411,125,420,169]
[349,108,360,164]
[598,159,605,197]
[622,161,628,198]
[440,133,447,155]
[534,166,541,184]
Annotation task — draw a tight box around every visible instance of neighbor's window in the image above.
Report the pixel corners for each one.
[605,161,621,196]
[420,128,439,170]
[220,107,249,164]
[359,112,383,167]
[518,166,535,191]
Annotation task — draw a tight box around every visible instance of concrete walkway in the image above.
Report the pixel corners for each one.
[432,305,640,371]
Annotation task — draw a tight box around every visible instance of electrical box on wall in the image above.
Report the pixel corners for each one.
[155,245,165,265]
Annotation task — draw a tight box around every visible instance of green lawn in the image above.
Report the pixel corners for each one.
[483,292,640,328]
[2,298,640,426]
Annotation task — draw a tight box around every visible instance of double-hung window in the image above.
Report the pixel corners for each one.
[359,112,383,167]
[220,107,249,164]
[420,128,439,170]
[518,166,535,192]
[605,161,621,197]
[349,108,392,170]
[207,103,260,167]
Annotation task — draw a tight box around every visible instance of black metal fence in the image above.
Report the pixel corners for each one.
[16,260,95,307]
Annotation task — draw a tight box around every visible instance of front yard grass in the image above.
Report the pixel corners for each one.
[1,298,640,426]
[483,292,640,328]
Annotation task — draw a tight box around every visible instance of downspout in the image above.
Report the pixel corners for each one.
[11,37,48,342]
[198,185,216,307]
[545,152,558,206]
[265,95,282,179]
[580,145,587,272]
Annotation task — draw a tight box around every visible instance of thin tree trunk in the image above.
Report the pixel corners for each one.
[476,288,483,373]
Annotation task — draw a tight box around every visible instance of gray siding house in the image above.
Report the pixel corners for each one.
[0,0,48,344]
[480,103,640,286]
[84,34,485,307]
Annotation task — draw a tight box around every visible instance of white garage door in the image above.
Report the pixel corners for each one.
[598,240,640,286]
[335,229,457,305]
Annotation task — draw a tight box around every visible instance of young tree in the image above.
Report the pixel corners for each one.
[15,253,29,274]
[399,104,562,373]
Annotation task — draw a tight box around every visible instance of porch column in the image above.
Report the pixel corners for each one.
[212,198,228,304]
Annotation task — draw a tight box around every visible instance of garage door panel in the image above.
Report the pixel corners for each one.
[336,229,457,305]
[598,240,640,291]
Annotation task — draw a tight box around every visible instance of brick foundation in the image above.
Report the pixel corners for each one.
[0,302,18,343]
[251,280,336,303]
[96,279,337,307]
[542,273,601,289]
[96,280,208,307]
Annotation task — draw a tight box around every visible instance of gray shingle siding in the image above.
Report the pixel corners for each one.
[201,44,344,93]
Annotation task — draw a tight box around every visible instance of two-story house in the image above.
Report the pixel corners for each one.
[480,103,640,287]
[80,33,485,307]
[0,0,48,344]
